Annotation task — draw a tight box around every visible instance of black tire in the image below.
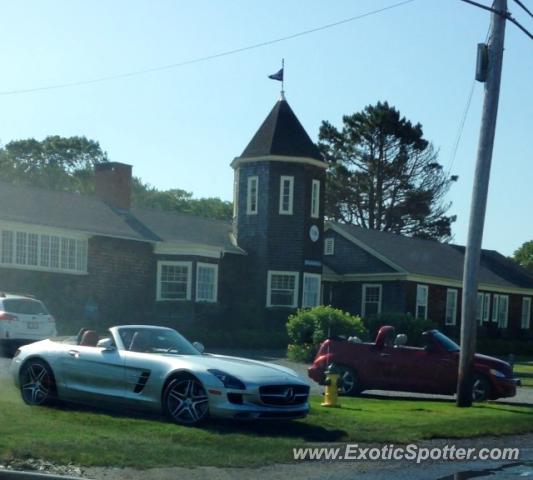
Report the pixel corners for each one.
[336,365,362,396]
[472,374,491,402]
[163,374,209,425]
[19,359,56,406]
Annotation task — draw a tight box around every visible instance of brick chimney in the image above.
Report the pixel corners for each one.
[94,162,132,210]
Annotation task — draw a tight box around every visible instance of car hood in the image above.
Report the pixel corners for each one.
[474,352,512,374]
[169,353,307,383]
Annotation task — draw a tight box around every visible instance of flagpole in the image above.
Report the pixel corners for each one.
[281,58,285,97]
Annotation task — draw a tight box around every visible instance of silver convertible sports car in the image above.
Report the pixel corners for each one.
[10,325,310,425]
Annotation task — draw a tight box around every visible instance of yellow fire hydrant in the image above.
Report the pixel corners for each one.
[321,365,341,408]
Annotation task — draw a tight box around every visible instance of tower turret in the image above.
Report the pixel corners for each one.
[231,97,327,313]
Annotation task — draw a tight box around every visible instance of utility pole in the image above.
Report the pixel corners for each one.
[457,0,507,407]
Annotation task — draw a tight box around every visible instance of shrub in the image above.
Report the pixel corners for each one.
[476,338,533,358]
[287,306,366,362]
[363,313,436,346]
[185,329,288,350]
[287,343,316,363]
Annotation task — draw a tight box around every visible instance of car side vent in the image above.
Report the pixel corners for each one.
[134,371,151,393]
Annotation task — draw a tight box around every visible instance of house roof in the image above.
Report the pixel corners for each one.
[328,222,533,289]
[131,207,244,254]
[0,180,147,241]
[240,98,324,161]
[0,180,244,254]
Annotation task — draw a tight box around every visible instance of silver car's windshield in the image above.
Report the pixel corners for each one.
[118,327,200,355]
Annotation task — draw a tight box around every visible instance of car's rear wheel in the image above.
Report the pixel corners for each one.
[336,366,361,396]
[20,359,56,406]
[163,374,209,425]
[472,374,491,402]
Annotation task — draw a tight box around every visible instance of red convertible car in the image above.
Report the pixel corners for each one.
[308,326,520,401]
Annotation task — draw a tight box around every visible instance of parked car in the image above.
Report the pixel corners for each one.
[10,324,310,425]
[308,325,520,401]
[0,293,57,356]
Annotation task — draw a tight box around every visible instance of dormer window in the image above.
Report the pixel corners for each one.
[246,176,258,215]
[279,176,294,215]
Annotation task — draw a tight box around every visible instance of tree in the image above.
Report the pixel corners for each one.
[132,178,233,221]
[513,241,533,273]
[0,136,232,221]
[0,136,108,194]
[318,102,457,241]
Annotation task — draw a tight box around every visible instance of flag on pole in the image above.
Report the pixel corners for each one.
[268,68,284,82]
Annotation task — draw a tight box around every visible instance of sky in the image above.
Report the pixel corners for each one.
[0,0,531,256]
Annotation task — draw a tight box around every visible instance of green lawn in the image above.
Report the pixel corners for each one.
[2,380,533,468]
[514,361,533,388]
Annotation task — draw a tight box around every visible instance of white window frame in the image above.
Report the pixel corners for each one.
[483,292,491,323]
[0,224,88,275]
[495,294,509,328]
[233,170,239,219]
[476,292,484,324]
[279,176,294,215]
[267,271,299,308]
[246,176,258,215]
[324,237,335,256]
[361,283,382,318]
[416,284,429,320]
[311,179,320,219]
[492,294,499,323]
[445,288,458,326]
[522,297,531,329]
[196,262,218,303]
[302,273,321,308]
[156,261,192,301]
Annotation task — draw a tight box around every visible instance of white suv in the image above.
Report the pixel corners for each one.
[0,293,57,355]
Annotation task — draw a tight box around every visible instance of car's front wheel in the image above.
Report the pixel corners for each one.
[20,359,56,406]
[163,374,209,425]
[336,366,362,396]
[472,374,491,402]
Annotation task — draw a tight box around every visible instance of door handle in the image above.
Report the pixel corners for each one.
[68,350,80,358]
[380,353,391,357]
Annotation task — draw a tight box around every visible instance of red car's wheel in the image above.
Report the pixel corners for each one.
[336,366,361,396]
[472,375,491,402]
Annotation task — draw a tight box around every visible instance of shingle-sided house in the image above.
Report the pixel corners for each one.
[322,223,533,339]
[0,96,532,341]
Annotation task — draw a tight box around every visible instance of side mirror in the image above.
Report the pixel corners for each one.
[97,338,116,352]
[192,341,205,354]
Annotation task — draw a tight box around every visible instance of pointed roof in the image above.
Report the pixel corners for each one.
[240,98,324,162]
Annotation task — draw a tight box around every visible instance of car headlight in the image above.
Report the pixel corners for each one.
[207,369,246,390]
[489,368,506,378]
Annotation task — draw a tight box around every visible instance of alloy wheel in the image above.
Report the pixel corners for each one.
[338,367,359,395]
[472,377,489,402]
[165,378,209,425]
[21,361,53,405]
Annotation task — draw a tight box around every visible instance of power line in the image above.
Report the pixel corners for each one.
[459,0,533,39]
[506,12,533,38]
[513,0,533,18]
[447,79,476,175]
[0,0,416,97]
[446,25,491,175]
